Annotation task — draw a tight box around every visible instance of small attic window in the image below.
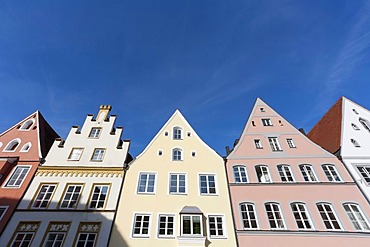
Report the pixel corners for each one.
[353,109,359,114]
[165,131,169,136]
[351,139,361,147]
[20,119,35,131]
[260,107,265,112]
[279,120,283,126]
[4,139,21,152]
[252,121,255,126]
[20,142,32,152]
[191,151,196,157]
[158,150,163,156]
[352,123,360,130]
[187,132,191,137]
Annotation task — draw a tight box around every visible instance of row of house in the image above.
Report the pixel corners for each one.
[0,97,370,246]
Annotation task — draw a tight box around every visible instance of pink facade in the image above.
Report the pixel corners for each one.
[226,99,370,246]
[0,112,58,235]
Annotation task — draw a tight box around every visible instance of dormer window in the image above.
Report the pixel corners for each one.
[20,142,32,152]
[173,127,182,140]
[89,128,101,138]
[351,139,361,147]
[3,139,21,152]
[20,119,34,130]
[91,148,105,162]
[352,123,360,130]
[262,119,272,126]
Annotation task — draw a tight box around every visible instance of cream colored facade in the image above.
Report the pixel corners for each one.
[110,110,237,247]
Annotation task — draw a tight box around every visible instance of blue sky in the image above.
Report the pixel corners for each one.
[1,0,370,156]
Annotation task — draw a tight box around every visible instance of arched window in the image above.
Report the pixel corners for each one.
[172,148,183,161]
[352,123,360,130]
[265,202,285,229]
[20,119,35,130]
[240,203,258,229]
[299,164,318,182]
[233,166,248,183]
[316,203,341,230]
[277,165,294,182]
[322,164,342,182]
[4,139,21,152]
[290,203,313,229]
[20,142,32,152]
[255,165,272,183]
[343,203,370,231]
[173,127,182,140]
[359,118,370,132]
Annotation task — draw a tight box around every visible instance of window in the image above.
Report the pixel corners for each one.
[169,173,186,194]
[182,215,202,236]
[164,131,168,136]
[88,184,109,209]
[187,132,191,137]
[89,127,101,138]
[260,107,265,112]
[208,215,225,238]
[353,109,359,114]
[291,203,313,229]
[158,150,163,156]
[158,215,174,237]
[199,175,217,195]
[20,120,34,130]
[286,138,296,148]
[255,165,272,183]
[68,148,83,161]
[299,164,318,182]
[317,203,341,230]
[352,123,360,130]
[343,203,370,231]
[322,164,342,182]
[359,118,370,132]
[74,222,101,247]
[137,173,156,193]
[265,203,285,229]
[357,166,370,183]
[173,127,182,140]
[262,118,272,126]
[42,222,70,247]
[268,137,282,151]
[3,138,21,152]
[20,142,32,152]
[0,206,8,221]
[91,148,105,161]
[172,148,182,161]
[32,184,56,208]
[133,214,151,237]
[351,139,361,147]
[277,165,295,182]
[60,184,83,209]
[254,139,263,149]
[191,151,196,157]
[240,203,258,229]
[9,222,40,247]
[233,166,248,183]
[4,166,30,188]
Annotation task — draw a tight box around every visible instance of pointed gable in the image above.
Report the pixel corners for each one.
[228,98,333,159]
[307,97,343,154]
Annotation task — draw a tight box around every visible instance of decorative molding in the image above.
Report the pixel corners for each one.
[36,167,124,177]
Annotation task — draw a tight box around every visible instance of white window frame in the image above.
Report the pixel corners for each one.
[88,184,110,209]
[132,213,151,237]
[10,232,36,247]
[169,173,187,194]
[322,164,342,182]
[317,203,342,230]
[262,118,273,126]
[254,139,263,149]
[172,148,183,161]
[208,215,226,238]
[233,165,248,183]
[0,206,8,221]
[255,165,272,183]
[158,214,175,238]
[3,165,31,188]
[20,142,32,152]
[299,164,318,182]
[173,127,183,140]
[265,202,286,229]
[137,173,156,194]
[343,203,370,231]
[291,203,314,230]
[60,184,83,209]
[91,148,105,162]
[181,214,203,236]
[268,137,282,152]
[277,165,295,182]
[240,203,259,229]
[286,138,296,148]
[359,117,370,132]
[199,174,217,195]
[31,184,57,209]
[88,127,102,138]
[19,119,35,131]
[357,166,370,184]
[3,138,21,152]
[68,148,84,161]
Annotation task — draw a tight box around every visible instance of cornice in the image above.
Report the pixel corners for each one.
[35,166,125,177]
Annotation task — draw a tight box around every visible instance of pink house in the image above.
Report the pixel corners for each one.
[225,98,370,246]
[0,111,58,235]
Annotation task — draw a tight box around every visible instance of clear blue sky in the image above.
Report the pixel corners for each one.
[1,1,370,156]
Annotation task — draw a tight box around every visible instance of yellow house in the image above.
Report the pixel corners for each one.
[110,110,237,247]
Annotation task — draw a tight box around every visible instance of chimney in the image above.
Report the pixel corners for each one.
[97,105,112,121]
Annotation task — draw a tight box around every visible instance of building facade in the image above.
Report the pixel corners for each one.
[0,106,131,247]
[110,110,237,247]
[308,97,370,203]
[0,111,58,235]
[225,98,370,246]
